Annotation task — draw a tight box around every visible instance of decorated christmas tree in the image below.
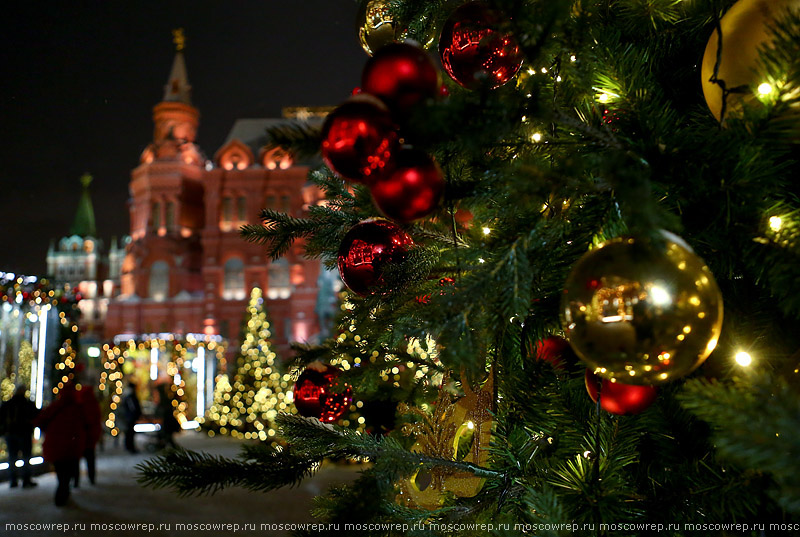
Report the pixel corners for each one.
[202,287,295,440]
[140,0,800,532]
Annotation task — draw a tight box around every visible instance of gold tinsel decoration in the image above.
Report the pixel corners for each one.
[396,369,494,509]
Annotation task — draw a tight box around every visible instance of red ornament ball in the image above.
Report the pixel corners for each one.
[584,369,657,415]
[454,207,474,229]
[370,149,444,222]
[337,218,414,296]
[531,335,574,371]
[439,2,523,90]
[361,42,440,118]
[294,365,353,423]
[321,94,398,183]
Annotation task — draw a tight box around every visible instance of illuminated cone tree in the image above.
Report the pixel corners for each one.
[203,287,295,441]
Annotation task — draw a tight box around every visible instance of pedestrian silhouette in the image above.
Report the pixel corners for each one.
[0,385,39,489]
[34,383,87,506]
[155,383,180,449]
[121,382,142,453]
[75,386,102,486]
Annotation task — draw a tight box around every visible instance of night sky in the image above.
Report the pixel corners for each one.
[0,1,363,276]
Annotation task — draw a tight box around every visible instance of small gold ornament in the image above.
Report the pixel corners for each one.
[396,370,494,509]
[561,232,723,385]
[701,0,800,121]
[356,0,436,56]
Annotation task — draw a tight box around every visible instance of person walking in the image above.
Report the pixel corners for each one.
[155,383,179,449]
[121,382,141,454]
[0,385,39,489]
[75,386,102,486]
[34,383,87,506]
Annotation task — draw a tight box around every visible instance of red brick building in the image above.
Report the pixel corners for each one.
[104,45,327,356]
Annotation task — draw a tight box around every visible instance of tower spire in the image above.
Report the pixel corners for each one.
[70,173,97,238]
[163,28,192,105]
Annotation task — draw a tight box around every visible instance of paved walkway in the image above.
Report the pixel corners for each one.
[0,431,362,536]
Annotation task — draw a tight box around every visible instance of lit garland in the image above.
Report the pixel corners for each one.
[100,335,225,437]
[0,272,81,404]
[204,287,294,441]
[52,337,77,396]
[327,297,441,434]
[0,342,35,401]
[0,273,82,312]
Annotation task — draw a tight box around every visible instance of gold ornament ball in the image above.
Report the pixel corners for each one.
[356,0,436,56]
[701,0,800,121]
[561,232,723,385]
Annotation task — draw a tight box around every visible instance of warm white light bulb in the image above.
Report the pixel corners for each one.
[650,285,671,306]
[757,82,772,96]
[531,132,542,142]
[735,351,752,367]
[482,227,491,236]
[769,216,782,232]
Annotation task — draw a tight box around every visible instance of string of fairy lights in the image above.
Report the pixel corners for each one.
[99,336,226,437]
[0,273,81,405]
[52,337,77,397]
[328,297,441,429]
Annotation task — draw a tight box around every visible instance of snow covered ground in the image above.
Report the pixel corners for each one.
[0,431,362,536]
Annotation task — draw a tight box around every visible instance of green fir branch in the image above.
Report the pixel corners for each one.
[135,446,317,497]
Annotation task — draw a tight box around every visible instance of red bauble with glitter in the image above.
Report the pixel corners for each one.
[337,218,414,296]
[585,370,657,415]
[361,42,440,118]
[439,2,523,90]
[369,149,444,222]
[321,94,398,183]
[294,365,353,423]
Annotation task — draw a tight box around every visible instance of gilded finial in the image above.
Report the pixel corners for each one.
[80,173,93,188]
[172,28,185,51]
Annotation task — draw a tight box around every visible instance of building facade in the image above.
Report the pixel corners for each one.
[102,44,326,356]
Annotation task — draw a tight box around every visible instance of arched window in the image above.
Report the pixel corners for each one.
[149,261,170,301]
[223,257,246,300]
[220,197,233,231]
[237,196,247,223]
[151,202,161,230]
[165,201,175,231]
[267,258,291,299]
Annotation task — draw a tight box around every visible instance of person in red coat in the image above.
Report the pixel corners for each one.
[75,387,102,487]
[34,383,87,506]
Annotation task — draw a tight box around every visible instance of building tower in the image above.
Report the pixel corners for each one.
[105,31,324,357]
[47,174,124,342]
[115,29,206,336]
